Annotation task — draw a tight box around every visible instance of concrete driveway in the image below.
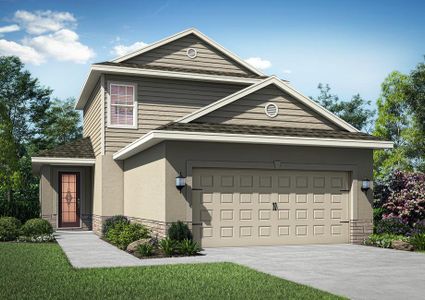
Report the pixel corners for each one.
[205,244,425,300]
[56,232,425,300]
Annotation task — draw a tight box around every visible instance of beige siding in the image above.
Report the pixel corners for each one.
[123,34,256,76]
[83,80,102,156]
[104,75,245,153]
[197,85,342,130]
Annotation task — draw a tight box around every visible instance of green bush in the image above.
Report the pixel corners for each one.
[373,208,384,229]
[138,243,154,256]
[168,221,192,242]
[375,218,411,235]
[159,238,178,256]
[0,217,21,241]
[178,239,201,256]
[102,215,129,235]
[21,218,53,237]
[364,233,407,248]
[106,222,150,250]
[410,234,425,251]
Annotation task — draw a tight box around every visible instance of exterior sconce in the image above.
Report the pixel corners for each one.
[361,179,371,192]
[176,172,186,193]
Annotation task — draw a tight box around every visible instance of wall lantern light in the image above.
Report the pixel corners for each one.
[176,172,186,193]
[361,179,371,192]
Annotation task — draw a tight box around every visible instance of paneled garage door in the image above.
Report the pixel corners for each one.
[192,168,350,247]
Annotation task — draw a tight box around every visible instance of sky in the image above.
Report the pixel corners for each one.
[0,0,424,107]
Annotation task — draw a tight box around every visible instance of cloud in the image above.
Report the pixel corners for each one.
[24,29,95,64]
[0,24,20,35]
[0,39,44,64]
[282,69,292,74]
[14,10,76,35]
[244,57,272,70]
[112,41,148,57]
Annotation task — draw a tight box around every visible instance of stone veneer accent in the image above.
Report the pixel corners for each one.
[42,214,92,230]
[92,215,169,238]
[350,219,373,244]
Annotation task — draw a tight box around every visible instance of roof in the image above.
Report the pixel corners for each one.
[94,62,267,79]
[113,122,392,160]
[35,138,95,159]
[112,28,264,76]
[176,76,360,133]
[158,122,381,141]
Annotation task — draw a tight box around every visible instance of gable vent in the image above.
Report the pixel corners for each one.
[186,48,197,59]
[265,103,279,118]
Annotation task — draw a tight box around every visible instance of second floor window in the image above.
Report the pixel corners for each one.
[109,83,137,128]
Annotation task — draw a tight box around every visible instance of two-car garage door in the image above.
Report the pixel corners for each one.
[192,168,350,247]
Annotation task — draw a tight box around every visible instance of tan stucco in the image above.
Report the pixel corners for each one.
[123,143,166,222]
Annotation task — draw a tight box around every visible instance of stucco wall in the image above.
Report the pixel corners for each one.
[123,143,166,222]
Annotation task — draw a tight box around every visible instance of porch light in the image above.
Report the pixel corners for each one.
[176,172,186,193]
[361,179,371,192]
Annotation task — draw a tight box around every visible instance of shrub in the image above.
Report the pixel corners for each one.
[102,215,129,235]
[364,233,407,248]
[21,218,53,237]
[168,221,192,242]
[373,208,384,226]
[410,234,425,251]
[159,238,177,256]
[178,239,201,256]
[106,222,150,250]
[138,243,154,256]
[375,217,411,235]
[380,171,425,226]
[412,220,425,235]
[0,217,21,241]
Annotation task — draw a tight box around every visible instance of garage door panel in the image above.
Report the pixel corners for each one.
[193,169,350,247]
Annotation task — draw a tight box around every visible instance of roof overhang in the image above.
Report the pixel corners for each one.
[75,64,261,110]
[113,130,394,160]
[31,157,96,173]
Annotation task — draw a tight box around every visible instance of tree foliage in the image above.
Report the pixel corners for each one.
[310,83,375,131]
[0,56,82,221]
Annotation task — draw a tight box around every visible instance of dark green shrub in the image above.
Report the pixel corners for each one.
[375,218,411,235]
[410,234,425,251]
[21,218,53,236]
[0,217,21,241]
[138,243,154,256]
[373,208,384,226]
[168,221,192,242]
[102,215,129,235]
[159,238,177,256]
[106,222,150,250]
[364,233,407,248]
[412,220,425,235]
[178,239,201,256]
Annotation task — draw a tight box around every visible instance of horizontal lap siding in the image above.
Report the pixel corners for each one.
[197,85,342,130]
[104,75,245,153]
[83,80,102,156]
[124,34,255,77]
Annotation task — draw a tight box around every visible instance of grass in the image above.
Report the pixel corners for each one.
[0,242,343,300]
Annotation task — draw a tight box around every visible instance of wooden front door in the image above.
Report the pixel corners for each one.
[59,172,80,228]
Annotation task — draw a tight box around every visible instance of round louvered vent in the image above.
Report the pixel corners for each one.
[186,48,197,59]
[265,103,279,118]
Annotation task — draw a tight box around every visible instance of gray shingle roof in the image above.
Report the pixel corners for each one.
[35,138,95,158]
[157,122,381,141]
[95,61,269,79]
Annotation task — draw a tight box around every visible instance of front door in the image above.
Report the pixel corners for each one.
[59,172,80,228]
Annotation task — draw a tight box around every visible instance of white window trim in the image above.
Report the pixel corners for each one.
[107,81,138,129]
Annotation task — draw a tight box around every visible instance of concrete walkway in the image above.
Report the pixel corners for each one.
[56,231,425,300]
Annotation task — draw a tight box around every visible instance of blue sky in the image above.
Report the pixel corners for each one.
[0,0,424,106]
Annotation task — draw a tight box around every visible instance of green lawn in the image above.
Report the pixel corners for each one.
[0,243,343,300]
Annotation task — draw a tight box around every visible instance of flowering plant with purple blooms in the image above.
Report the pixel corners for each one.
[380,170,425,227]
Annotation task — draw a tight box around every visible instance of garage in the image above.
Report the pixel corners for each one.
[192,168,350,247]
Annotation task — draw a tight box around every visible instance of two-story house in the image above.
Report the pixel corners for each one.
[31,28,392,247]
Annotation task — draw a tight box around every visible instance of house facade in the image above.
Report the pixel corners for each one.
[32,28,392,247]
